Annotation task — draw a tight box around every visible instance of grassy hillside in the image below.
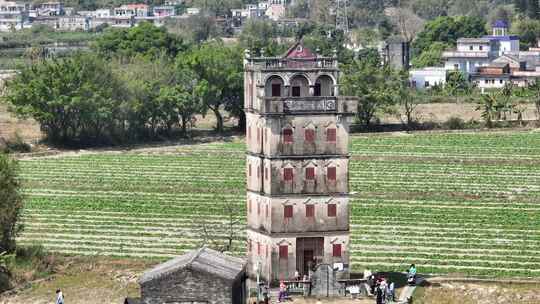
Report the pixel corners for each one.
[16,130,540,278]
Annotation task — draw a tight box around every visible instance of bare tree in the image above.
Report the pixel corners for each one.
[200,201,242,253]
[384,6,425,43]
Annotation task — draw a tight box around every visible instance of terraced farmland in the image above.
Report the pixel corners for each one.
[17,131,540,278]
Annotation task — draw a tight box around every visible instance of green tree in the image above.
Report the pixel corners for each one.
[411,42,450,68]
[341,53,402,127]
[511,18,540,50]
[410,0,449,19]
[0,154,23,254]
[4,53,126,145]
[114,54,178,138]
[156,67,204,135]
[178,41,243,132]
[239,19,285,56]
[413,16,487,57]
[93,22,185,59]
[514,0,539,19]
[397,86,421,129]
[166,14,220,43]
[445,71,471,96]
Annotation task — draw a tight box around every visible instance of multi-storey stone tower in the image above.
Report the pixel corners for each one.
[244,43,357,283]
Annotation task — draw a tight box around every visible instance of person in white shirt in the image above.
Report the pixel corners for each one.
[56,289,64,304]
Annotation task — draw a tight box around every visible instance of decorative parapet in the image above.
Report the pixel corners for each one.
[251,96,357,115]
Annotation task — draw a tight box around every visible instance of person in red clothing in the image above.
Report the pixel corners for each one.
[278,281,287,302]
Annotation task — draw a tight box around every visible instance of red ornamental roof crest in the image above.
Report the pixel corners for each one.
[283,42,316,59]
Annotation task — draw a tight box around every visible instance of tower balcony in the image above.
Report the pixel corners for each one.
[250,96,357,115]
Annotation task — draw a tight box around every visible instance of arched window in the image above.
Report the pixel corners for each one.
[290,75,309,97]
[265,76,285,97]
[315,75,334,96]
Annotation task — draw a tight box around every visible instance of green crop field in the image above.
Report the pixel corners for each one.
[16,131,540,278]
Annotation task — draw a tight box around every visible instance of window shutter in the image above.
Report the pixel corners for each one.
[284,168,294,181]
[305,129,315,142]
[327,167,336,181]
[332,244,342,257]
[248,164,252,177]
[257,202,260,215]
[265,167,268,180]
[305,167,315,180]
[248,200,251,213]
[248,239,251,252]
[257,242,261,256]
[279,245,288,259]
[328,204,337,217]
[266,204,269,218]
[284,205,293,218]
[257,128,260,143]
[306,205,314,218]
[327,128,336,142]
[283,129,293,143]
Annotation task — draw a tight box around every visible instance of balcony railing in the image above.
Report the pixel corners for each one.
[247,57,338,70]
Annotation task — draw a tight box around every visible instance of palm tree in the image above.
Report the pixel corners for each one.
[476,92,498,128]
[527,80,540,122]
[498,82,515,120]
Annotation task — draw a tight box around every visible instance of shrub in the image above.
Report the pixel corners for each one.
[444,116,466,130]
[3,133,31,153]
[15,244,45,261]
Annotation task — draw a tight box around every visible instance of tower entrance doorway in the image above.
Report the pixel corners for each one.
[296,237,324,276]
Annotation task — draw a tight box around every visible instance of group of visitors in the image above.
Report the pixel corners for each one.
[366,274,395,304]
[277,269,312,302]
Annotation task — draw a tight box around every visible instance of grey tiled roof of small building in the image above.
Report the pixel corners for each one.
[138,247,246,284]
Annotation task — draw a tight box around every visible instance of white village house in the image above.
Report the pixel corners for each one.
[409,67,446,90]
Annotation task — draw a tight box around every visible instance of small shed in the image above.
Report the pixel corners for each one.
[135,247,247,304]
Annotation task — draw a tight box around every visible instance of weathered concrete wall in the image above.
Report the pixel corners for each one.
[246,113,352,156]
[141,268,233,304]
[247,193,349,234]
[246,155,349,195]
